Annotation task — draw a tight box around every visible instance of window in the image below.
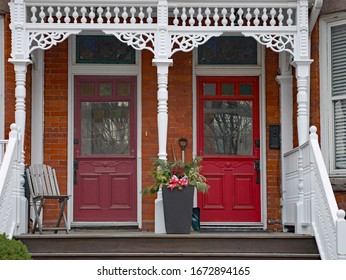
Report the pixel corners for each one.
[320,16,346,174]
[198,36,257,65]
[76,35,136,64]
[331,24,346,169]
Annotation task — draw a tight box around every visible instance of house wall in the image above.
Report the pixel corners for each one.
[41,41,69,223]
[321,0,346,15]
[141,50,194,231]
[265,50,282,231]
[3,15,333,231]
[2,29,285,230]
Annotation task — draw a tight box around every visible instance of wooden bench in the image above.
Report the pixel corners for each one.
[26,164,70,234]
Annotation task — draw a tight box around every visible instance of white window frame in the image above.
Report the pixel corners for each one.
[320,12,346,176]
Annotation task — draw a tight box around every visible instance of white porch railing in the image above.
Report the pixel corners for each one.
[283,126,346,260]
[0,124,23,239]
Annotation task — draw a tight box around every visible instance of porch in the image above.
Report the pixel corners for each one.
[1,0,346,260]
[15,230,320,260]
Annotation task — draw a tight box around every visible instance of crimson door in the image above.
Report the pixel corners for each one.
[73,76,137,222]
[197,76,261,223]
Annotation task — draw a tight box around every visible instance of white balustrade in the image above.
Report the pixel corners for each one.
[169,6,295,27]
[283,126,346,259]
[28,5,156,25]
[0,124,22,239]
[26,4,296,28]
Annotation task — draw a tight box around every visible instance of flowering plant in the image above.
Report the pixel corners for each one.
[143,157,210,194]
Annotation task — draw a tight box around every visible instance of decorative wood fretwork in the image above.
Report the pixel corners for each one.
[28,31,81,54]
[243,33,294,56]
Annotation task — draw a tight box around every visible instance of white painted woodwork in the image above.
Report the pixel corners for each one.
[31,50,44,165]
[0,124,23,238]
[6,0,342,249]
[277,51,293,154]
[283,126,346,259]
[292,60,313,145]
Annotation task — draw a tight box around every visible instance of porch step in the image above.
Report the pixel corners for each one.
[16,231,320,260]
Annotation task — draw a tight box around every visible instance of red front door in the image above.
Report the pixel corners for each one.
[197,76,261,223]
[73,76,137,222]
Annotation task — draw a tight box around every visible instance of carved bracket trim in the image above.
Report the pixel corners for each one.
[243,32,295,56]
[28,30,81,54]
[105,31,155,55]
[169,32,222,57]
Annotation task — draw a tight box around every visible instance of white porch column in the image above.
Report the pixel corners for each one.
[152,0,173,234]
[152,59,173,160]
[292,60,313,145]
[31,50,44,165]
[152,60,173,235]
[8,59,31,234]
[293,0,313,145]
[277,52,293,153]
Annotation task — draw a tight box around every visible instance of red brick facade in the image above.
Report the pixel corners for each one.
[265,50,282,231]
[3,14,346,230]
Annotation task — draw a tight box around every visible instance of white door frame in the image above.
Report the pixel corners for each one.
[67,35,143,228]
[192,43,267,228]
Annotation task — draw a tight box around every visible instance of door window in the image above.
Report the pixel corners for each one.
[204,100,253,155]
[81,101,130,155]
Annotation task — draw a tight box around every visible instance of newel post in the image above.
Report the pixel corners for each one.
[336,209,346,259]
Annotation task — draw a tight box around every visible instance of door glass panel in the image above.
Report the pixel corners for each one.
[117,82,131,97]
[99,83,112,97]
[80,82,94,98]
[81,102,130,155]
[240,84,253,96]
[204,83,216,96]
[204,101,253,155]
[222,84,234,96]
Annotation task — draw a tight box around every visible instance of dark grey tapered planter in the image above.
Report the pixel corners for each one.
[162,185,194,234]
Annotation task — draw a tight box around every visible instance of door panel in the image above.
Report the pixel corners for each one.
[197,76,261,223]
[74,76,137,222]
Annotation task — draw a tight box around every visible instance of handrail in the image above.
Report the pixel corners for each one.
[0,124,21,239]
[309,126,346,260]
[283,126,346,259]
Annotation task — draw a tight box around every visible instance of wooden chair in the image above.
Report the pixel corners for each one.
[26,164,70,234]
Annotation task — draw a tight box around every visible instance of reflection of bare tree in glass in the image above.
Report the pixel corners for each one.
[204,101,252,155]
[81,102,130,155]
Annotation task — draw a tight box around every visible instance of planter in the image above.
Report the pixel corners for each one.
[162,185,194,234]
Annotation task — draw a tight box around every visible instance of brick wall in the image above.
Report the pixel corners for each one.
[141,50,193,231]
[265,49,282,231]
[42,41,69,225]
[5,21,344,231]
[141,50,158,231]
